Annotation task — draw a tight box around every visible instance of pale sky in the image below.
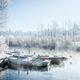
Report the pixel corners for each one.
[7,0,80,32]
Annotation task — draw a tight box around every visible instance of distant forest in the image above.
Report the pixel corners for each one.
[0,22,80,37]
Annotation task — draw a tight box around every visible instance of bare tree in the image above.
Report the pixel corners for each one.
[0,0,8,29]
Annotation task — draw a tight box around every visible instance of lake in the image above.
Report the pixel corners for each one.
[0,48,80,80]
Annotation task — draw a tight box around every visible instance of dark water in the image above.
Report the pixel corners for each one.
[0,54,80,80]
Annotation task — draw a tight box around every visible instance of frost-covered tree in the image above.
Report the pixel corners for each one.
[0,0,8,29]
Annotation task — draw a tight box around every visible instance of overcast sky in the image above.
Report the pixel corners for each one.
[7,0,80,32]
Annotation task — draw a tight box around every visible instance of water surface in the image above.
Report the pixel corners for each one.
[0,53,80,80]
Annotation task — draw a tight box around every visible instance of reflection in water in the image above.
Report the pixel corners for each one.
[10,66,51,72]
[0,62,65,80]
[8,60,64,73]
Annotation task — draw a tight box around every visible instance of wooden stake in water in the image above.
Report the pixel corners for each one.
[27,57,29,75]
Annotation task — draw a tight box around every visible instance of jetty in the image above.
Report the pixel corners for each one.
[0,36,10,71]
[37,54,67,64]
